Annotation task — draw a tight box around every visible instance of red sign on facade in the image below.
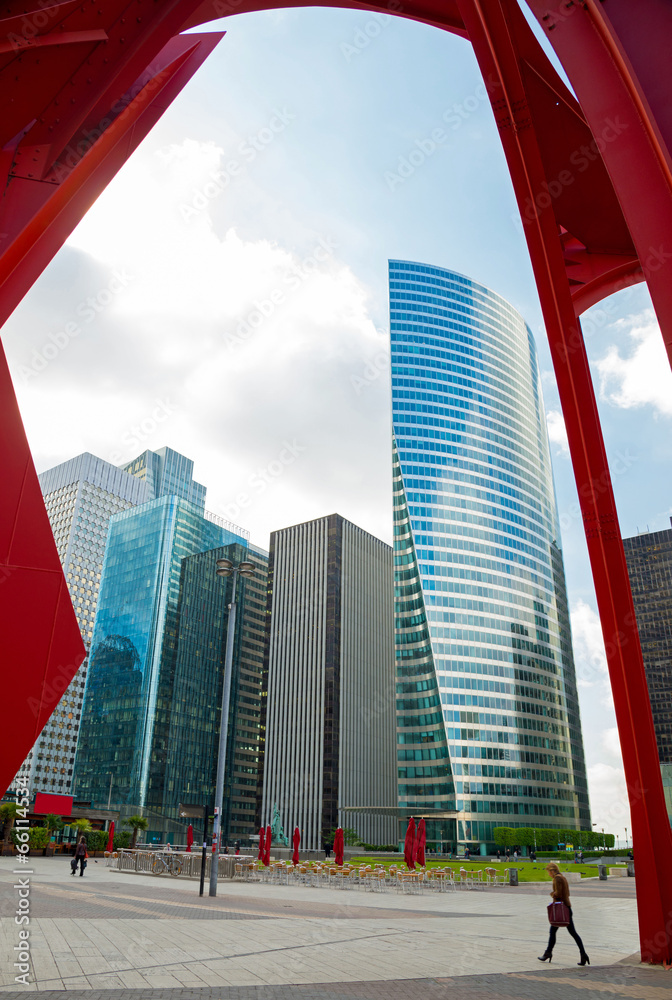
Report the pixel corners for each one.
[34,793,74,817]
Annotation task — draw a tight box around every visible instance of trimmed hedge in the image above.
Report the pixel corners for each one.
[535,848,626,859]
[493,826,615,850]
[358,844,399,852]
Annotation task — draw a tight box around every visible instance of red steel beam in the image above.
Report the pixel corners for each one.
[0,25,223,796]
[527,0,672,354]
[456,0,672,965]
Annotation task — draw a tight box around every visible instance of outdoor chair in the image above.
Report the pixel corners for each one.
[369,868,387,892]
[457,868,473,889]
[397,870,422,894]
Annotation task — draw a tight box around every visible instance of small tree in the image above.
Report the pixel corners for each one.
[493,826,515,847]
[515,827,535,848]
[535,827,558,849]
[0,803,20,844]
[72,819,93,843]
[125,815,149,848]
[328,826,361,846]
[43,814,64,839]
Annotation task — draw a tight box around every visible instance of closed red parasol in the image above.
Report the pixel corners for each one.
[186,824,193,853]
[333,827,344,866]
[264,825,272,866]
[106,822,115,853]
[416,818,426,867]
[404,817,416,870]
[292,826,301,865]
[257,828,265,861]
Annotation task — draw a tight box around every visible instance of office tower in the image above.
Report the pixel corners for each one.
[120,447,206,508]
[74,483,249,839]
[11,454,147,796]
[389,259,590,852]
[261,514,397,851]
[623,522,672,821]
[167,542,269,844]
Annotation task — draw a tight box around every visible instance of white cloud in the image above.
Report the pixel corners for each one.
[587,761,631,843]
[569,599,612,706]
[5,138,393,548]
[546,409,569,456]
[595,310,672,416]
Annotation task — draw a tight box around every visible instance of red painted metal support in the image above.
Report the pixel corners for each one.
[457,0,672,965]
[0,13,224,795]
[527,0,672,366]
[0,333,85,795]
[1,0,672,962]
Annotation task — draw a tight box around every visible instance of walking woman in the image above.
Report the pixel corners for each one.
[538,862,589,965]
[72,837,87,877]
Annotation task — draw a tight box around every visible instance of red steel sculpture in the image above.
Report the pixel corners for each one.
[0,0,670,962]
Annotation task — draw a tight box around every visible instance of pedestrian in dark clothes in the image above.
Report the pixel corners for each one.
[72,837,87,876]
[538,863,589,965]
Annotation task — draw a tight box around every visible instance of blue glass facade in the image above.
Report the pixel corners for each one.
[390,260,590,850]
[74,494,246,837]
[169,543,268,844]
[120,446,206,509]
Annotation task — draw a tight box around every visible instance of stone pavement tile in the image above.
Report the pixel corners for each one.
[142,975,190,989]
[3,977,657,1000]
[115,970,152,988]
[168,967,212,988]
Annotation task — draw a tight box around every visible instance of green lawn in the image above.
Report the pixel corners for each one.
[349,856,601,881]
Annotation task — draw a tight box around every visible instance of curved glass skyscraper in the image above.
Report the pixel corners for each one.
[390,260,590,852]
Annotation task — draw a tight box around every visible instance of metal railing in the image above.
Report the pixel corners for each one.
[115,849,254,879]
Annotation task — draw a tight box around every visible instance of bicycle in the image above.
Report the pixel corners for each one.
[151,852,183,876]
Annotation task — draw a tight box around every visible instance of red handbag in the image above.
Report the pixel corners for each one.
[548,901,571,926]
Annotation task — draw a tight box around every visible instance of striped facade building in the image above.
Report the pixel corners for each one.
[389,259,590,852]
[261,514,397,851]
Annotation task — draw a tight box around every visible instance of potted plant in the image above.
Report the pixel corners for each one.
[86,830,107,856]
[9,826,49,856]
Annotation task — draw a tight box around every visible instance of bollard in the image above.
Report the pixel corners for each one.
[509,868,519,886]
[627,861,635,877]
[598,864,607,880]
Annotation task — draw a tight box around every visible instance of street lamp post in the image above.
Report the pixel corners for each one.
[208,557,256,897]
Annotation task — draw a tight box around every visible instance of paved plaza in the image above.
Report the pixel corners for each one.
[0,857,668,999]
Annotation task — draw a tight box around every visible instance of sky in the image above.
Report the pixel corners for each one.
[3,5,671,841]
